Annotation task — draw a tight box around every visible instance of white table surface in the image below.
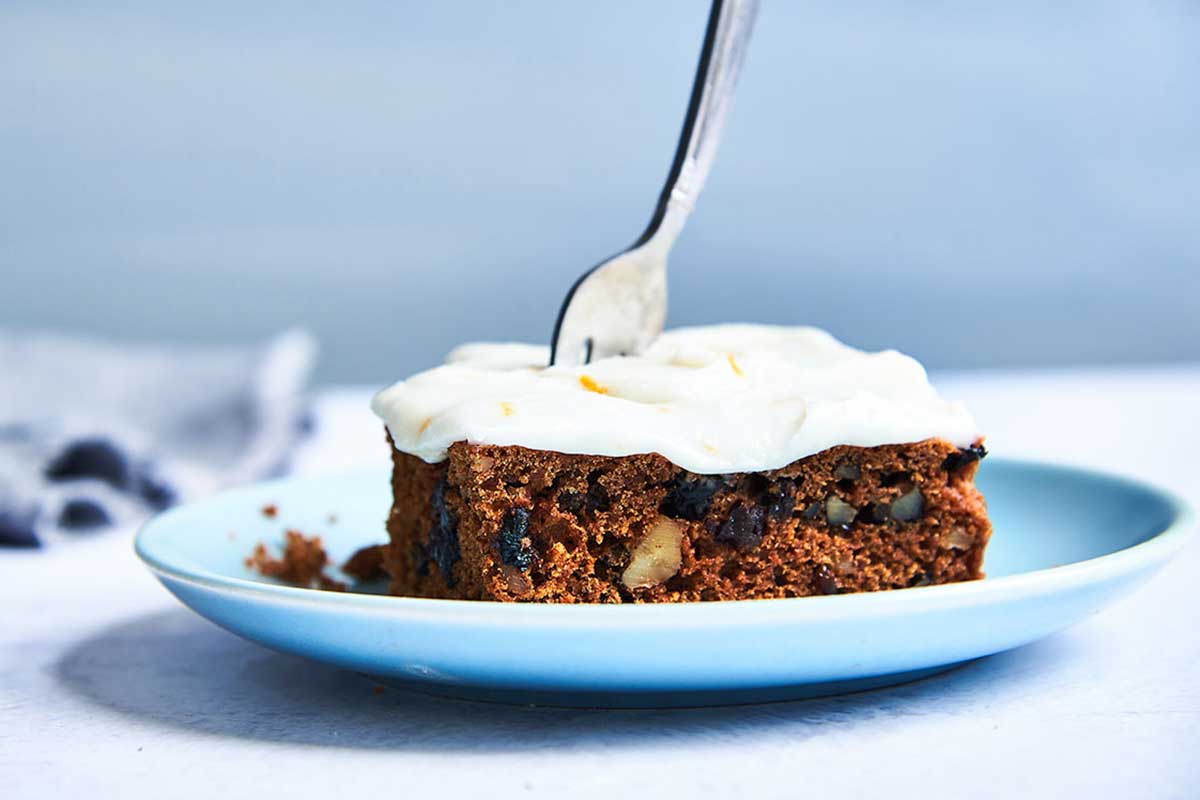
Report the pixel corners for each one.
[4,367,1199,799]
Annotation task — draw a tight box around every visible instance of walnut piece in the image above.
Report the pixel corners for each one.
[622,516,684,589]
[942,527,975,550]
[825,495,857,526]
[889,487,925,522]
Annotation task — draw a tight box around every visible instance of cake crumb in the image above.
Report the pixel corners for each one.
[372,685,385,696]
[261,504,278,519]
[342,544,388,582]
[245,530,346,591]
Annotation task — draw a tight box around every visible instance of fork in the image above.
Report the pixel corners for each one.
[549,0,760,366]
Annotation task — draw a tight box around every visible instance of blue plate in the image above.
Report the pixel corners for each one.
[136,459,1193,707]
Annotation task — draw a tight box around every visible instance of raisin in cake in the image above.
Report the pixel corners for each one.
[371,325,990,603]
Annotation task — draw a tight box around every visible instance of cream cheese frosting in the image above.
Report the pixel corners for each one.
[371,325,979,474]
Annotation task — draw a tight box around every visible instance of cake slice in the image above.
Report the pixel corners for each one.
[372,325,991,603]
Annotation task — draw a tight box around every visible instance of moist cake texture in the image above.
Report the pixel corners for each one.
[384,437,988,602]
[373,325,991,603]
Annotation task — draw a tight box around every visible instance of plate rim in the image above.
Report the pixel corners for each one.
[134,457,1195,628]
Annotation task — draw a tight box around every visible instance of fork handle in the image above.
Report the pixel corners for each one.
[637,0,760,253]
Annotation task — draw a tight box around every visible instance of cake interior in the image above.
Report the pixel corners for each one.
[383,435,990,603]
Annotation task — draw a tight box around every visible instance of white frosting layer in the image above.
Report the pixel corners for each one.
[371,325,979,474]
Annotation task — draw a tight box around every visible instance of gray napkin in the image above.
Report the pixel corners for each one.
[0,329,316,547]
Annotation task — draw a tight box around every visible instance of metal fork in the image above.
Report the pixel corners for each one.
[549,0,760,366]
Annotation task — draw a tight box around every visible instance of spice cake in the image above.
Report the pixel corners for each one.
[371,325,990,603]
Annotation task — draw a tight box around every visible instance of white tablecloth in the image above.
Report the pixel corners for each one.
[4,368,1198,799]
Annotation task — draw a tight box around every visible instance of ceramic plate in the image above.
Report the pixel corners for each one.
[136,459,1193,707]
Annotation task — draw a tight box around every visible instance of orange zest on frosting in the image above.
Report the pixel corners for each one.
[417,417,432,434]
[500,402,514,416]
[727,354,744,376]
[579,375,609,395]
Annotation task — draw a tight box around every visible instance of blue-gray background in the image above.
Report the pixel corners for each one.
[3,1,1198,383]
